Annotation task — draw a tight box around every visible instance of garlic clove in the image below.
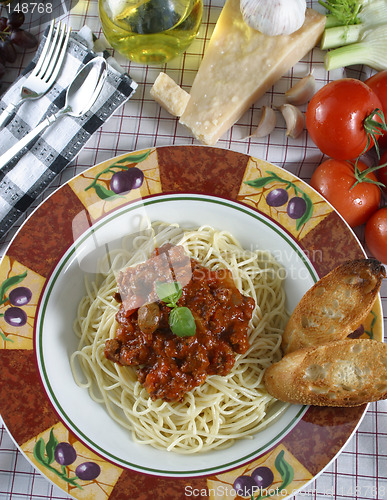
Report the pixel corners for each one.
[279,104,305,139]
[240,0,307,37]
[285,73,316,105]
[244,106,277,139]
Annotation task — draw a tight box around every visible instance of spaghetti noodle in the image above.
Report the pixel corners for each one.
[71,222,289,453]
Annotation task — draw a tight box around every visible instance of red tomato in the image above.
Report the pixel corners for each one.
[306,78,383,160]
[365,207,387,264]
[365,71,387,148]
[310,158,381,227]
[377,146,387,193]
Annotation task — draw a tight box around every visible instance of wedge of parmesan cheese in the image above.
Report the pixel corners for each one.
[150,72,190,117]
[179,0,326,145]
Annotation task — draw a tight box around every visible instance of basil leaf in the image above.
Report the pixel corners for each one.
[169,307,196,337]
[155,281,182,307]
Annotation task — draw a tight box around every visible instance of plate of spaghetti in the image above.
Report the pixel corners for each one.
[0,146,383,499]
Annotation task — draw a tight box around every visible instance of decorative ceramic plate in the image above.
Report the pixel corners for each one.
[0,146,383,500]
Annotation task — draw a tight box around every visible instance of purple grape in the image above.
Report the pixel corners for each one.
[0,39,16,63]
[9,286,32,306]
[7,11,25,29]
[233,475,258,497]
[0,17,7,31]
[110,167,144,194]
[4,307,27,326]
[75,461,101,481]
[266,188,289,207]
[251,466,274,489]
[9,29,38,49]
[54,442,77,466]
[287,196,307,219]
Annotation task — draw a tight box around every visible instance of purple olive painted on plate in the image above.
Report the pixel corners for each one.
[233,475,257,496]
[266,188,289,207]
[54,442,77,466]
[9,286,32,306]
[287,196,307,219]
[110,167,144,194]
[75,461,101,480]
[128,167,145,189]
[251,466,274,488]
[4,307,27,326]
[110,171,133,194]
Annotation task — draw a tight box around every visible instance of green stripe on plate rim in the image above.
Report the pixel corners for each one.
[37,194,315,475]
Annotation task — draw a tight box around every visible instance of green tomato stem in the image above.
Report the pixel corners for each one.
[363,108,387,160]
[352,160,386,190]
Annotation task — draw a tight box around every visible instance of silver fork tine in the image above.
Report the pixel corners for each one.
[0,19,70,129]
[39,21,62,79]
[42,23,70,84]
[32,20,55,76]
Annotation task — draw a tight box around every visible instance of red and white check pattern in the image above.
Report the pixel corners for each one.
[0,0,386,498]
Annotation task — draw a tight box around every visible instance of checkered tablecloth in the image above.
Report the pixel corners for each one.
[0,0,386,499]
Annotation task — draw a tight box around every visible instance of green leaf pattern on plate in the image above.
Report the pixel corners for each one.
[365,310,377,339]
[85,149,151,200]
[245,171,314,229]
[33,429,83,490]
[252,450,295,500]
[0,270,27,306]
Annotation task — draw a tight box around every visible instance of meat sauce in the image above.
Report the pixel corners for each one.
[104,244,255,402]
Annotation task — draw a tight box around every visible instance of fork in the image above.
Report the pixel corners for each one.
[0,20,71,129]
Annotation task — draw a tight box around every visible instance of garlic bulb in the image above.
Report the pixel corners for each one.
[240,0,307,36]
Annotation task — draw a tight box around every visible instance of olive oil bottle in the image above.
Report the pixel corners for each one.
[99,0,203,64]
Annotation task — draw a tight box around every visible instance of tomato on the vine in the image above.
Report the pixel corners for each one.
[365,208,387,264]
[305,78,385,160]
[310,158,381,227]
[377,148,387,194]
[365,71,387,148]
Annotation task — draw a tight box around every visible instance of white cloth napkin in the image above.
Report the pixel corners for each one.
[0,25,137,240]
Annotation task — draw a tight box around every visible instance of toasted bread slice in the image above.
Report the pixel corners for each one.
[264,339,387,407]
[281,259,385,354]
